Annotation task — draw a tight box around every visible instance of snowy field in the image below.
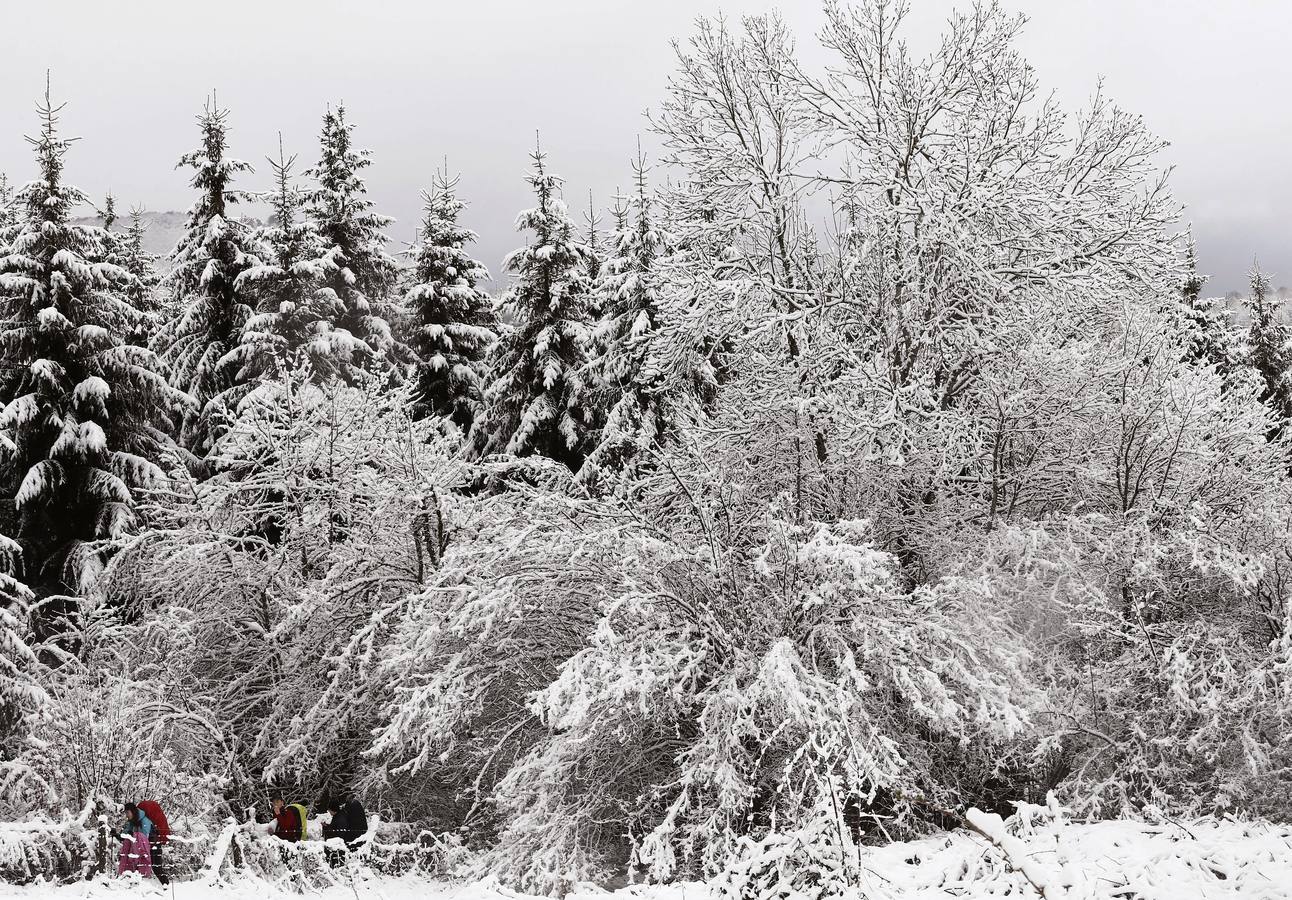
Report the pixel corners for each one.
[7,817,1291,900]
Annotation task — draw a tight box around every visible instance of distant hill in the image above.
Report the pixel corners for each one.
[71,210,266,263]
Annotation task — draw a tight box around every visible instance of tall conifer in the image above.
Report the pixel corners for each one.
[470,146,595,470]
[155,98,262,449]
[0,86,182,628]
[402,169,495,432]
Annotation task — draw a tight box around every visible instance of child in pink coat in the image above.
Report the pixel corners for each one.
[117,804,155,878]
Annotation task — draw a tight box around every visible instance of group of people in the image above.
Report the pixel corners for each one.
[266,794,370,869]
[116,794,370,881]
[265,794,369,849]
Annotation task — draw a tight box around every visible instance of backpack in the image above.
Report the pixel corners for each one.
[289,803,309,840]
[137,800,170,844]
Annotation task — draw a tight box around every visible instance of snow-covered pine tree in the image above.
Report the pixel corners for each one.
[98,191,118,232]
[470,146,596,471]
[232,138,365,385]
[581,151,674,484]
[99,199,162,346]
[582,190,603,299]
[608,186,630,234]
[156,98,262,450]
[0,172,16,231]
[1179,235,1237,375]
[120,208,163,336]
[0,87,183,632]
[306,104,400,362]
[402,169,496,432]
[1244,264,1292,427]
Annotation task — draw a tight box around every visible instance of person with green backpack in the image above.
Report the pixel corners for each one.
[269,795,309,842]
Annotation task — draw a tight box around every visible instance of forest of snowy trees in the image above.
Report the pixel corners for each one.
[1,1,1291,894]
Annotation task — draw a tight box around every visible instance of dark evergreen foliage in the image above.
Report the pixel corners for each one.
[470,148,595,471]
[0,89,183,633]
[155,98,262,451]
[401,170,496,432]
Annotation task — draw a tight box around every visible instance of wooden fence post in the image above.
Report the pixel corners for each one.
[95,816,110,877]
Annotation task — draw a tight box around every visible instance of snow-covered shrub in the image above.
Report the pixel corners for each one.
[0,812,98,885]
[0,571,49,818]
[925,313,1292,818]
[373,424,1036,892]
[365,459,608,837]
[100,369,459,807]
[717,793,860,900]
[12,669,231,822]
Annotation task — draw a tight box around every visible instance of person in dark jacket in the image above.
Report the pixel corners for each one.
[320,795,367,866]
[322,796,367,848]
[269,796,303,842]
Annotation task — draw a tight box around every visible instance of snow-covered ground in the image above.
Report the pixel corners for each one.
[7,817,1291,900]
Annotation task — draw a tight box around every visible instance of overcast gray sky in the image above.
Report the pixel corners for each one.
[1,0,1287,295]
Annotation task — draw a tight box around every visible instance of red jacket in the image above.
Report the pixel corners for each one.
[273,806,302,841]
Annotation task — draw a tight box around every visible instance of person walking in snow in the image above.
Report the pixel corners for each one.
[136,799,172,884]
[117,803,154,878]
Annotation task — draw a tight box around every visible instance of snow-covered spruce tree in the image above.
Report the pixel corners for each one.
[120,208,164,338]
[0,89,183,633]
[402,169,496,432]
[1243,265,1292,427]
[607,187,630,239]
[0,172,16,231]
[156,98,262,451]
[87,193,158,346]
[98,191,118,232]
[1179,235,1238,376]
[99,201,164,346]
[230,140,367,387]
[581,191,603,296]
[306,104,400,361]
[581,151,676,485]
[470,148,596,471]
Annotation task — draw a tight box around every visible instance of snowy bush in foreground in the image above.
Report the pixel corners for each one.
[11,669,230,821]
[94,370,458,806]
[372,435,1036,892]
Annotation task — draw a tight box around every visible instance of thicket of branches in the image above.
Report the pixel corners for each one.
[2,2,1291,895]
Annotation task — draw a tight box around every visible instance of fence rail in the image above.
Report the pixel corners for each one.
[0,812,465,887]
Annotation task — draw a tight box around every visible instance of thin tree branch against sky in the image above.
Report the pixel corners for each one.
[0,0,1288,293]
